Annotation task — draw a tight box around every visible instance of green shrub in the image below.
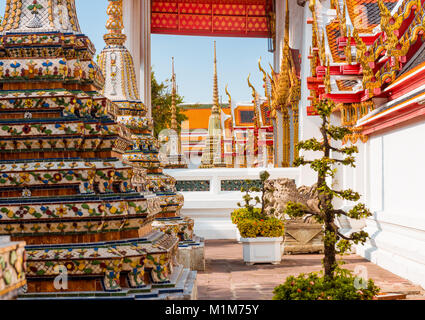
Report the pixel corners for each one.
[273,268,380,300]
[237,217,284,238]
[231,208,262,225]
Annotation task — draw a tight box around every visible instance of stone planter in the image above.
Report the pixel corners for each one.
[241,237,284,265]
[283,221,324,254]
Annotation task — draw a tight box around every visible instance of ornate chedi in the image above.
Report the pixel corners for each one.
[0,0,196,299]
[159,58,188,169]
[200,41,226,168]
[99,0,203,272]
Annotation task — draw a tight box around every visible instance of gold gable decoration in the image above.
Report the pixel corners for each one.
[267,0,301,167]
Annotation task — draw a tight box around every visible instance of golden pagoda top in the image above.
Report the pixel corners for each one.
[212,40,220,115]
[171,57,178,132]
[104,0,127,46]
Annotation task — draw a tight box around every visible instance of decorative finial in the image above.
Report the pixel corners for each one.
[104,0,127,45]
[247,74,256,100]
[225,84,232,106]
[171,57,177,131]
[258,57,269,98]
[212,41,220,115]
[247,74,260,128]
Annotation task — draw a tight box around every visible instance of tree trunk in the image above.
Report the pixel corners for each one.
[323,217,337,279]
[320,116,337,279]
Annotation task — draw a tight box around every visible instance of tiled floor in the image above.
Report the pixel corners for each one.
[197,240,425,300]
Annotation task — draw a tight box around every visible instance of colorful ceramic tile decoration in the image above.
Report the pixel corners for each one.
[0,237,26,300]
[0,0,196,299]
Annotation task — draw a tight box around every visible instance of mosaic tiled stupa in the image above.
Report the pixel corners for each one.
[0,0,196,299]
[98,0,203,271]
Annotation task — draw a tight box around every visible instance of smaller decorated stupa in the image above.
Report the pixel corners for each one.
[200,41,226,168]
[160,58,188,169]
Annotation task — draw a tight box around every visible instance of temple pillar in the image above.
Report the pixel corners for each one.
[123,0,152,117]
[274,0,304,69]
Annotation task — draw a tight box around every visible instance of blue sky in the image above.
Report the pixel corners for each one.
[0,0,274,104]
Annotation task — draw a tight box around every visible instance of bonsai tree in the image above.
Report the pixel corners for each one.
[232,171,284,239]
[285,99,372,279]
[237,170,272,217]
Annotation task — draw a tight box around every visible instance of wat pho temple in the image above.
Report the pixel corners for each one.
[1,0,425,301]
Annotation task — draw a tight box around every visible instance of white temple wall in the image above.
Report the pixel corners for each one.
[355,120,425,289]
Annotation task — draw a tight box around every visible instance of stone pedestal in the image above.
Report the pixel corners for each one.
[283,221,324,254]
[153,218,206,271]
[177,236,206,271]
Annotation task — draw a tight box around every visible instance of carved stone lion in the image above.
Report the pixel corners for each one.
[264,178,324,254]
[264,178,320,223]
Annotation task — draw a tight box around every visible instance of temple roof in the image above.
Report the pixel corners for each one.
[398,43,425,77]
[346,0,399,32]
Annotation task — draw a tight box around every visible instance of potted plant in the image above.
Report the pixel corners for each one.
[233,171,285,265]
[230,208,261,243]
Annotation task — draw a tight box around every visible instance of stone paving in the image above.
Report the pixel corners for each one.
[197,240,425,300]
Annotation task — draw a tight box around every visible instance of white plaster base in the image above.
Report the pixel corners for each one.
[183,205,239,240]
[241,237,284,265]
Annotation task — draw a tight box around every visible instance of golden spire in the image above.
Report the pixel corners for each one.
[212,41,220,115]
[104,0,127,46]
[171,57,177,132]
